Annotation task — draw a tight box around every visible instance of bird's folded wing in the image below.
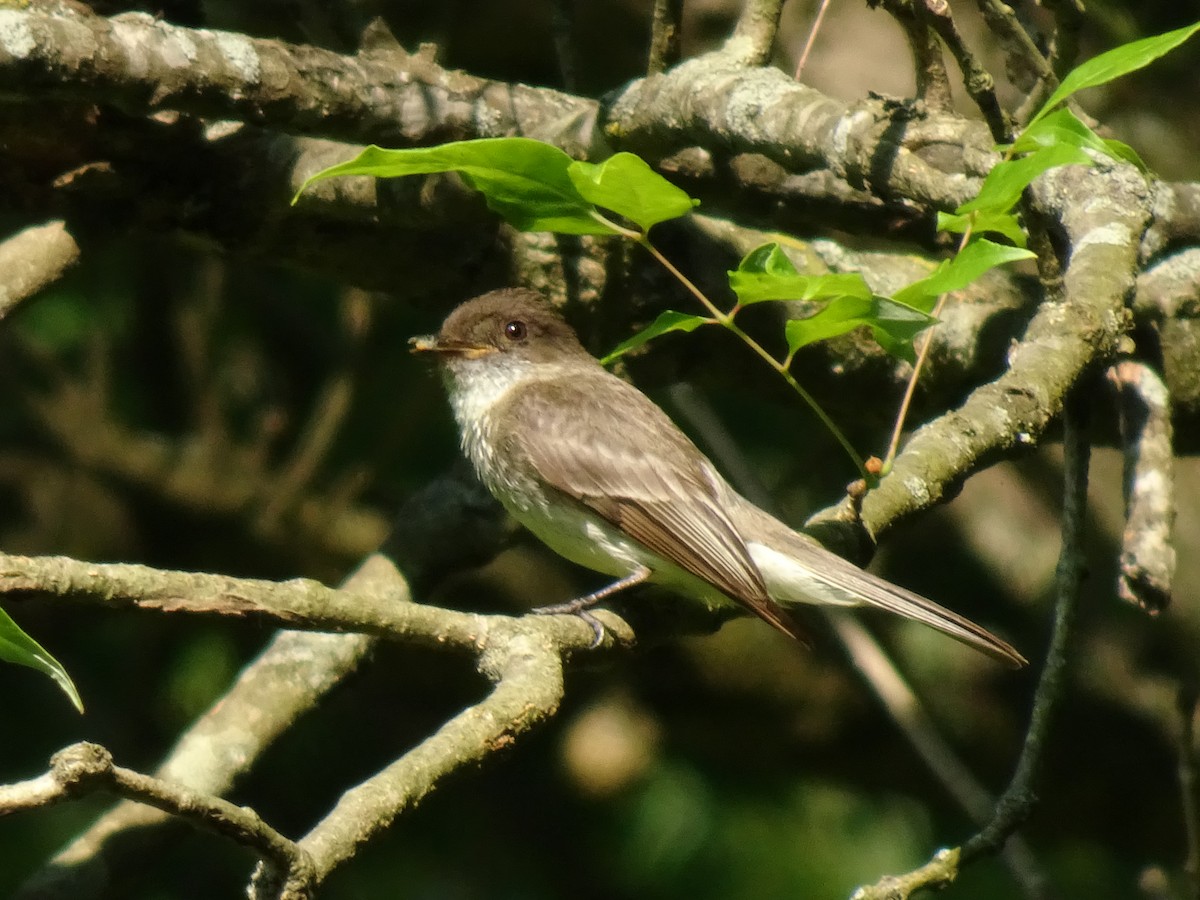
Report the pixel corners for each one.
[497,376,809,643]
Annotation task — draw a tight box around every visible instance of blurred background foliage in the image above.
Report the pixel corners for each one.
[2,0,1199,898]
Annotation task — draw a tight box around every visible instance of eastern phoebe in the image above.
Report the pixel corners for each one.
[411,288,1025,667]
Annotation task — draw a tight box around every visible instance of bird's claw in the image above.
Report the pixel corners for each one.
[531,602,607,648]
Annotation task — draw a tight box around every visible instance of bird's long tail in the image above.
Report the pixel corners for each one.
[736,504,1027,668]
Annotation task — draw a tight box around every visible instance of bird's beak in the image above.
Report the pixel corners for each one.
[408,334,441,354]
[408,335,493,359]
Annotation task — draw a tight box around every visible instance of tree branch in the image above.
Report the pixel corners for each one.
[726,0,784,67]
[0,220,81,322]
[1109,360,1176,613]
[16,471,511,900]
[960,382,1092,861]
[850,162,1152,538]
[0,6,598,152]
[4,742,315,899]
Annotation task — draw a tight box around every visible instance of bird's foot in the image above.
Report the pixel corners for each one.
[530,567,651,649]
[530,600,607,648]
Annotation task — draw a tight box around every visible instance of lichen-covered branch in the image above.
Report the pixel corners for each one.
[17,472,512,900]
[0,6,598,152]
[1109,360,1176,613]
[287,627,569,888]
[854,162,1151,537]
[726,0,785,67]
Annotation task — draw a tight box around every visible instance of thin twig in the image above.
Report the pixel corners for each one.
[2,742,315,898]
[919,0,1011,143]
[1108,360,1176,614]
[875,0,953,111]
[883,225,973,469]
[1040,0,1084,79]
[636,235,868,477]
[551,0,577,93]
[972,0,1057,122]
[961,384,1091,861]
[793,0,832,80]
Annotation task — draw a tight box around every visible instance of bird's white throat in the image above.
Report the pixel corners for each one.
[443,354,539,436]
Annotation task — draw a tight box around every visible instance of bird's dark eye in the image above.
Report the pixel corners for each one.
[503,320,527,341]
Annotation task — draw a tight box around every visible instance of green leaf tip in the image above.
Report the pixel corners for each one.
[0,604,84,713]
[1029,21,1200,129]
[568,153,698,232]
[601,310,715,365]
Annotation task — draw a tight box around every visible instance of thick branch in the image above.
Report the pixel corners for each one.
[18,471,511,900]
[0,7,598,152]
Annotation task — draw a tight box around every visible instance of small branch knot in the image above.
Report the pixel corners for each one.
[50,742,114,792]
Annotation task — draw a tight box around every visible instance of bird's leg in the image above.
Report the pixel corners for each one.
[532,565,651,647]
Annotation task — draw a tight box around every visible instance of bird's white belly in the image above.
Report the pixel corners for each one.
[507,497,649,579]
[503,491,738,615]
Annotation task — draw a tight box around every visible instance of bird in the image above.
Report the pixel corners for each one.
[410,287,1026,667]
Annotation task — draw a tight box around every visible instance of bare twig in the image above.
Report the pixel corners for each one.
[793,0,832,80]
[1040,0,1085,80]
[3,742,315,899]
[552,0,577,93]
[971,0,1057,125]
[961,385,1091,861]
[1108,360,1176,614]
[851,847,960,900]
[173,257,230,449]
[256,289,369,533]
[0,221,81,323]
[919,0,1011,142]
[875,0,953,111]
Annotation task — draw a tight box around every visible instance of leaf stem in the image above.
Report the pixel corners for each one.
[883,223,974,468]
[637,236,870,479]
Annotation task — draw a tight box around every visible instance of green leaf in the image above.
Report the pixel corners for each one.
[1029,21,1200,128]
[785,295,937,363]
[293,138,617,235]
[601,310,715,364]
[728,243,873,305]
[893,239,1035,311]
[567,153,698,232]
[958,143,1092,215]
[0,605,83,713]
[937,210,1027,247]
[1100,138,1148,171]
[1012,107,1149,172]
[1013,107,1107,154]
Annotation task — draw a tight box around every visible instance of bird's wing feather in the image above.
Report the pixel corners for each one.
[495,374,808,643]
